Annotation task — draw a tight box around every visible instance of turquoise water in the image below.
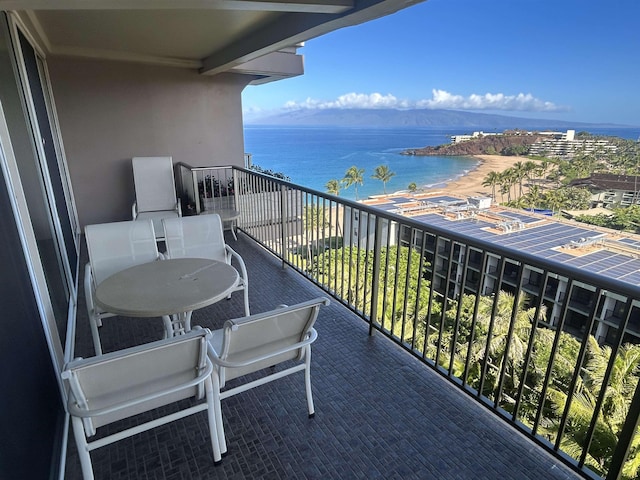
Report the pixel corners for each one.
[243,125,640,200]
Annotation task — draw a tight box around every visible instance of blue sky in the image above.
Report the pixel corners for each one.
[242,0,640,126]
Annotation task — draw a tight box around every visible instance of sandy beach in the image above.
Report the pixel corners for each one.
[422,154,532,198]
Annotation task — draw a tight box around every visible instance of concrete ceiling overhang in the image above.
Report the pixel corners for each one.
[1,0,425,82]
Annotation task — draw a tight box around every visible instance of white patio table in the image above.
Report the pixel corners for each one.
[202,208,241,240]
[95,257,240,337]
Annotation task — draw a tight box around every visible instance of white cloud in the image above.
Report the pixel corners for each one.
[418,89,566,112]
[284,92,408,110]
[283,89,567,112]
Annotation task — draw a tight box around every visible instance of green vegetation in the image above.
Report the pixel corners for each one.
[249,163,291,181]
[303,242,640,478]
[312,245,439,343]
[501,144,529,156]
[482,136,640,224]
[575,205,640,234]
[325,178,341,196]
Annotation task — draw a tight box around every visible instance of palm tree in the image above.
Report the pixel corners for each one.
[512,161,527,200]
[545,189,563,215]
[408,182,418,193]
[325,179,341,196]
[498,170,516,203]
[371,165,395,194]
[463,292,536,393]
[543,339,640,477]
[342,165,365,200]
[482,171,501,201]
[534,160,550,193]
[523,185,542,210]
[523,161,538,188]
[303,203,329,267]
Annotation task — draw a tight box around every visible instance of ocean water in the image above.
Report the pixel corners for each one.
[243,125,640,200]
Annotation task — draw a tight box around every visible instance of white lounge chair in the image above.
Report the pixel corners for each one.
[62,329,222,480]
[131,156,181,240]
[163,214,250,316]
[84,219,160,355]
[207,297,329,456]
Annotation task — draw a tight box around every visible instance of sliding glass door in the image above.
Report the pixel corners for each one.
[0,11,79,479]
[8,20,79,363]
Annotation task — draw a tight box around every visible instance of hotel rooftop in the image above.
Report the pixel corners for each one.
[361,192,640,288]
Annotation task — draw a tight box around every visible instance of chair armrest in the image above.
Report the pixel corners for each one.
[84,263,95,314]
[176,199,182,217]
[224,245,248,285]
[132,201,138,220]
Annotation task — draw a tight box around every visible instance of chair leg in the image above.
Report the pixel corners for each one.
[243,288,250,317]
[205,377,223,464]
[212,376,228,455]
[304,347,315,418]
[71,416,95,480]
[88,313,103,356]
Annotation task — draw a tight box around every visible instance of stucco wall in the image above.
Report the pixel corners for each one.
[47,57,250,227]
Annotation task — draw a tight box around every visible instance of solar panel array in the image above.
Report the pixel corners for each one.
[370,202,401,213]
[619,237,640,248]
[496,211,544,224]
[423,195,464,204]
[385,196,418,204]
[366,197,640,286]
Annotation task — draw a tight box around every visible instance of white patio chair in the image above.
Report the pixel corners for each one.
[162,214,250,316]
[131,156,181,240]
[84,219,160,355]
[62,328,222,480]
[207,297,329,456]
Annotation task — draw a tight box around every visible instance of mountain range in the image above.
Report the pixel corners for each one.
[246,108,624,129]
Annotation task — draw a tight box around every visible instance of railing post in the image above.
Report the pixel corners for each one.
[279,183,287,269]
[232,168,240,230]
[607,375,640,479]
[192,170,201,214]
[369,215,383,336]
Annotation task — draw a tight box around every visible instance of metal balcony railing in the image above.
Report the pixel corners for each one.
[177,164,640,480]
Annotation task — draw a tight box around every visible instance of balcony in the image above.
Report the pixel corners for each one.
[65,230,581,479]
[61,167,640,480]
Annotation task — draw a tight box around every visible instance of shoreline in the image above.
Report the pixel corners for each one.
[421,154,531,198]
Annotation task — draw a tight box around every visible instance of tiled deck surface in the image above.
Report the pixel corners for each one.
[66,231,585,480]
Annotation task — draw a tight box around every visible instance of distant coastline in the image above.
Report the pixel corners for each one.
[245,108,637,130]
[243,125,640,201]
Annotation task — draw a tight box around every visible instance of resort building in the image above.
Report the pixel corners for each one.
[570,173,640,208]
[451,129,575,145]
[451,131,498,143]
[528,130,618,159]
[358,192,640,345]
